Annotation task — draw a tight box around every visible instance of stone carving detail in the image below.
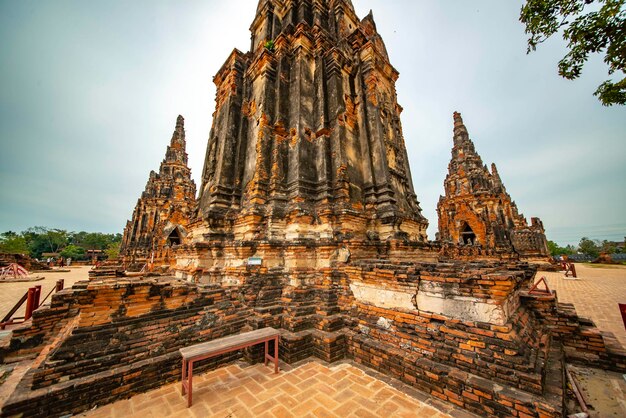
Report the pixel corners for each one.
[120,116,197,263]
[437,112,549,259]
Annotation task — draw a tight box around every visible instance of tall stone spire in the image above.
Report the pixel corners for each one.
[120,116,197,262]
[437,112,548,258]
[450,112,483,173]
[195,0,428,241]
[163,115,188,165]
[452,111,469,146]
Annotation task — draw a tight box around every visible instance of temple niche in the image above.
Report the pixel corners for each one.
[120,115,197,265]
[437,112,549,261]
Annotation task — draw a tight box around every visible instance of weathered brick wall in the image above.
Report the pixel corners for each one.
[346,331,561,417]
[2,349,241,418]
[1,279,253,417]
[511,230,549,258]
[1,287,83,363]
[438,243,519,261]
[31,284,249,388]
[349,303,546,395]
[5,257,624,418]
[520,291,626,372]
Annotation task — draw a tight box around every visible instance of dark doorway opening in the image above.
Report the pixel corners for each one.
[460,223,476,245]
[167,228,181,246]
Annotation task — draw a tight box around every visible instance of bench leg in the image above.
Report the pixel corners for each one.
[274,336,279,374]
[264,340,269,366]
[181,358,187,395]
[187,361,193,407]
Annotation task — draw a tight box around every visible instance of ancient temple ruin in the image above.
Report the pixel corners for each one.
[120,115,196,264]
[190,0,427,244]
[1,1,624,418]
[437,112,549,261]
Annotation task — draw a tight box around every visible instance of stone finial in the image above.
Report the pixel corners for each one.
[491,163,504,191]
[491,163,502,181]
[452,111,469,146]
[361,10,378,36]
[453,112,467,132]
[453,111,463,125]
[170,115,186,149]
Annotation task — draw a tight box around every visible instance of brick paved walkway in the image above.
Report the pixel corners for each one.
[539,263,626,348]
[80,361,465,418]
[0,266,90,321]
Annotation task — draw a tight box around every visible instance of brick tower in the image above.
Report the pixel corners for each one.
[120,115,197,264]
[192,0,428,244]
[437,112,549,259]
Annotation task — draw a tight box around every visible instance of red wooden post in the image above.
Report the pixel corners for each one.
[181,358,187,395]
[619,304,626,331]
[187,362,193,408]
[33,285,42,310]
[25,288,35,320]
[274,336,279,373]
[56,279,64,292]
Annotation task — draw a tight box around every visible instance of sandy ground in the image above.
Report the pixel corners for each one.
[568,365,626,417]
[0,266,90,320]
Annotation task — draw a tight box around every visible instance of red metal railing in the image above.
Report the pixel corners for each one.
[39,279,64,307]
[0,279,64,330]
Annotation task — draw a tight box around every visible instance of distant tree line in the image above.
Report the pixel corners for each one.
[548,237,625,258]
[0,227,121,261]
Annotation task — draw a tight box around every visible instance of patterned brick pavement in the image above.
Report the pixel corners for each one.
[80,361,470,418]
[0,266,90,321]
[539,263,626,348]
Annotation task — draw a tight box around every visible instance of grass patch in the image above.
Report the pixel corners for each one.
[584,263,626,269]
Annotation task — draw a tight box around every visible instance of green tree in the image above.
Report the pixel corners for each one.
[599,239,618,253]
[0,231,29,254]
[104,242,120,260]
[547,240,557,256]
[69,231,122,251]
[547,240,575,256]
[520,0,626,106]
[578,237,600,257]
[60,244,86,260]
[23,227,69,258]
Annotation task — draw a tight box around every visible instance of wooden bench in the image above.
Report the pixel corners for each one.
[179,327,280,407]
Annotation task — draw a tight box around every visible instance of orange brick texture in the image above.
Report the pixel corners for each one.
[2,261,625,418]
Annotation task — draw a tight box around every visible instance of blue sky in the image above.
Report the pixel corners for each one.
[0,0,624,246]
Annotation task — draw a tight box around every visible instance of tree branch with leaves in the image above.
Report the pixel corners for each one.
[520,0,626,105]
